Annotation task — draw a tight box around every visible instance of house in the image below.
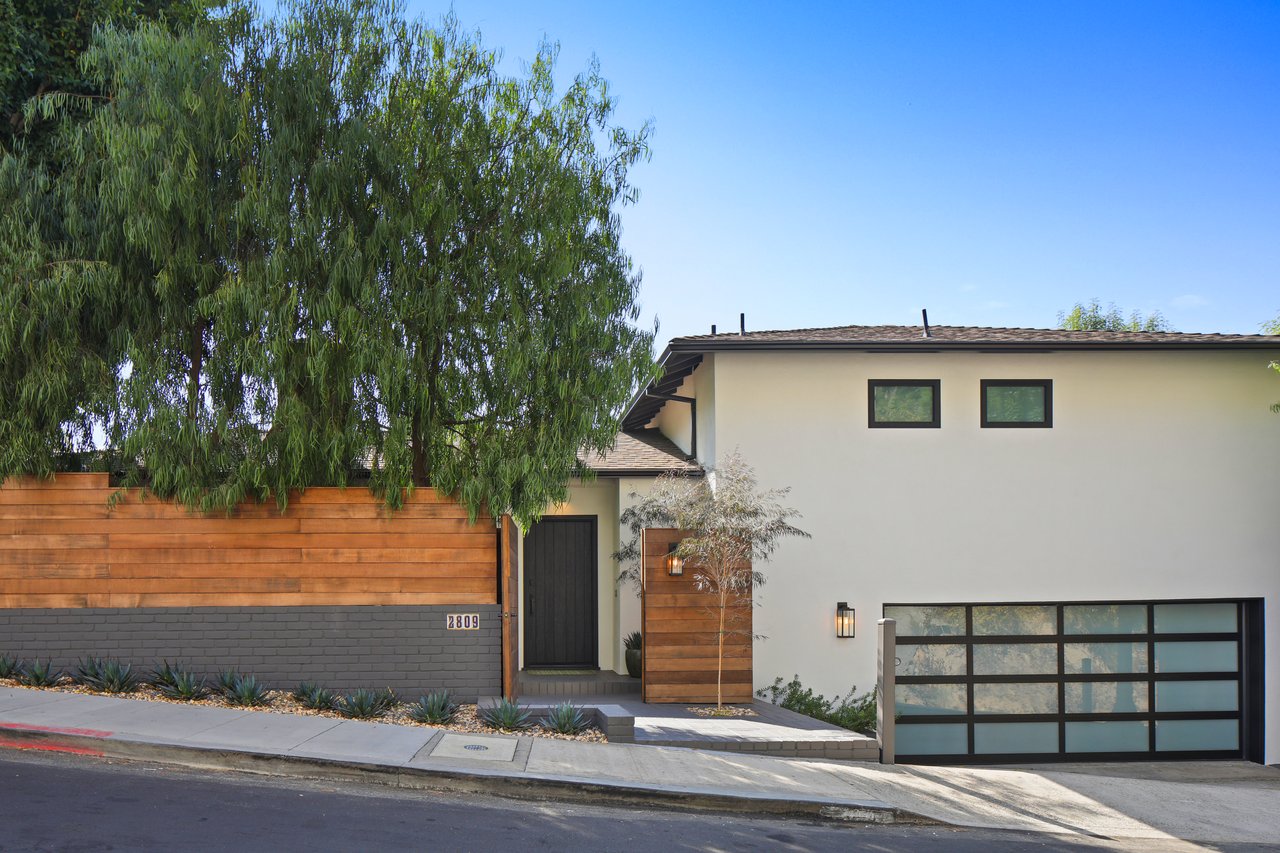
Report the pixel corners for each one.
[530,323,1280,765]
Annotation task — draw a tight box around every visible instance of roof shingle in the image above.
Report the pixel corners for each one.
[672,324,1279,348]
[579,430,700,476]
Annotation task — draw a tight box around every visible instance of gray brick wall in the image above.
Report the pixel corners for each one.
[0,605,501,701]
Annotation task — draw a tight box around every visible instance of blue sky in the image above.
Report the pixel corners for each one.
[404,0,1279,340]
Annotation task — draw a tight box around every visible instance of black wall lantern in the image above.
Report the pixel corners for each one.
[664,542,684,576]
[835,602,855,638]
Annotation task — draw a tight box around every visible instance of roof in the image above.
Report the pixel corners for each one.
[621,323,1280,429]
[579,429,701,477]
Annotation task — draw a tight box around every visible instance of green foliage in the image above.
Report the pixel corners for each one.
[622,631,642,651]
[1058,299,1171,332]
[74,656,138,693]
[334,688,396,720]
[0,655,21,678]
[1265,315,1280,414]
[151,663,209,701]
[479,698,532,732]
[221,674,271,707]
[542,702,588,735]
[214,670,240,697]
[756,675,877,734]
[0,0,657,525]
[406,690,457,725]
[291,682,337,711]
[16,658,62,687]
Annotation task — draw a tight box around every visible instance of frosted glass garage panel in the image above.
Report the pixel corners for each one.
[974,723,1057,754]
[896,724,968,755]
[1153,603,1236,633]
[1154,641,1237,673]
[973,643,1057,675]
[1063,642,1148,674]
[897,684,967,716]
[1065,681,1148,714]
[972,605,1056,635]
[1063,604,1147,635]
[1065,721,1149,753]
[885,606,965,636]
[896,644,967,677]
[1155,680,1238,712]
[1156,719,1239,752]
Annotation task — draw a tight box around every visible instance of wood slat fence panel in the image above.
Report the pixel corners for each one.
[641,527,753,704]
[0,473,498,608]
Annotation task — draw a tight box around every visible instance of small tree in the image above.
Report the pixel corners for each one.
[1265,314,1280,414]
[617,452,809,707]
[1058,299,1171,332]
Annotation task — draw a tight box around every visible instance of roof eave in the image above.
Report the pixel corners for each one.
[667,339,1280,353]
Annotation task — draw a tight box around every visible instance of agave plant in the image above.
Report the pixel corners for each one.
[0,656,20,679]
[152,663,208,701]
[74,656,104,686]
[222,674,271,707]
[150,660,181,691]
[372,687,398,714]
[293,682,337,712]
[17,659,62,687]
[334,689,391,720]
[479,698,532,732]
[406,690,457,725]
[542,702,589,735]
[76,657,138,694]
[214,670,241,698]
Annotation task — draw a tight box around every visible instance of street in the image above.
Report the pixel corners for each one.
[0,750,1261,853]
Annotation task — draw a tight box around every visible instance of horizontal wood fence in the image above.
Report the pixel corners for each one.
[0,473,498,609]
[641,527,753,704]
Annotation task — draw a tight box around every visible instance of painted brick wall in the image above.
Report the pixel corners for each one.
[0,605,500,701]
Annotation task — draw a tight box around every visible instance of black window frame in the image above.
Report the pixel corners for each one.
[981,379,1053,428]
[868,379,941,429]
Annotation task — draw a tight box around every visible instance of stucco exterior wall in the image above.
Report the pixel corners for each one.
[703,348,1280,762]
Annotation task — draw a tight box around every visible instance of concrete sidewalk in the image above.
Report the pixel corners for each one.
[1,686,1277,847]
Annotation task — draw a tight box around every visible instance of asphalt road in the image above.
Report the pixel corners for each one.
[0,750,1269,853]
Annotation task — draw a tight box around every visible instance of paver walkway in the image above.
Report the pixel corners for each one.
[1,686,1278,848]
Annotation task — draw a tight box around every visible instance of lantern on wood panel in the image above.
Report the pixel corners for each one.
[664,542,684,576]
[835,602,855,638]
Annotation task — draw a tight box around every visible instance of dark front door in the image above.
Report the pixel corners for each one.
[523,517,598,668]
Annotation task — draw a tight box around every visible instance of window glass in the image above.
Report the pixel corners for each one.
[1155,719,1239,752]
[1064,642,1148,674]
[974,682,1058,715]
[1153,603,1237,633]
[885,606,965,636]
[974,723,1057,754]
[1065,681,1148,714]
[973,643,1057,675]
[1154,641,1237,673]
[895,644,967,677]
[1063,604,1147,635]
[897,684,967,716]
[972,605,1056,635]
[896,723,968,755]
[870,382,937,426]
[985,384,1046,423]
[1155,680,1238,712]
[1065,721,1149,753]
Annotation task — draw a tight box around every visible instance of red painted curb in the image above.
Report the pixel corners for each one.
[0,722,114,738]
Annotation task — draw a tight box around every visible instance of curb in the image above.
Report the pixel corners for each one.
[0,723,928,826]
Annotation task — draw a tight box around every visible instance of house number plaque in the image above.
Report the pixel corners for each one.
[446,613,480,630]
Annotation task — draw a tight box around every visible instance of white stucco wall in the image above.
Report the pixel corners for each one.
[647,357,716,465]
[701,348,1280,763]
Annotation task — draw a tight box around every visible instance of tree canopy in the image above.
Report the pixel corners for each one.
[0,0,657,524]
[1058,299,1172,332]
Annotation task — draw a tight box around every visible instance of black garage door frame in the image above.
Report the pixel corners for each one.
[888,597,1265,765]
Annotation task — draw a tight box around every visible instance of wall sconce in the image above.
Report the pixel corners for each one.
[664,542,684,577]
[835,602,855,638]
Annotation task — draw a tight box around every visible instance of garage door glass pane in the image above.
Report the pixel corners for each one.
[885,606,965,636]
[1063,604,1147,635]
[897,684,967,716]
[896,723,968,755]
[1153,602,1236,634]
[974,682,1058,715]
[1156,719,1238,752]
[1155,680,1238,712]
[896,644,967,676]
[1065,721,1149,753]
[1064,642,1147,674]
[1154,641,1237,673]
[974,643,1057,675]
[975,723,1057,754]
[1065,681,1148,714]
[972,605,1056,635]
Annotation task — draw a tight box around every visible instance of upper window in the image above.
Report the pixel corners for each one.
[981,379,1052,428]
[869,380,940,428]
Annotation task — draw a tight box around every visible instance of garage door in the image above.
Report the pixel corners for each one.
[887,599,1264,764]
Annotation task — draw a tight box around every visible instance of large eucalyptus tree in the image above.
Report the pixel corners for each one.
[0,0,656,523]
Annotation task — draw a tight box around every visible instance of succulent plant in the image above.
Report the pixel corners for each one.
[76,657,138,693]
[293,682,337,711]
[623,631,643,651]
[479,698,532,732]
[17,659,62,687]
[214,669,241,698]
[152,663,208,701]
[372,687,398,714]
[0,655,19,679]
[542,701,589,735]
[406,690,457,725]
[334,689,389,720]
[222,674,271,707]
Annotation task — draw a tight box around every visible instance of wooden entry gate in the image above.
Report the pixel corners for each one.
[640,528,752,704]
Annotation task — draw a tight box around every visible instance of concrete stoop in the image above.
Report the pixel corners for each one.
[516,671,641,697]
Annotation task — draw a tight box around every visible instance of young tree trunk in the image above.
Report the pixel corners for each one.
[717,593,726,708]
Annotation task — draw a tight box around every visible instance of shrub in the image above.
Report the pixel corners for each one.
[334,689,390,720]
[0,656,19,679]
[756,674,877,734]
[372,687,398,715]
[542,702,588,735]
[222,674,271,707]
[152,663,209,701]
[17,659,62,687]
[75,657,139,694]
[479,698,532,732]
[623,631,642,651]
[214,670,241,698]
[292,682,337,712]
[406,690,457,725]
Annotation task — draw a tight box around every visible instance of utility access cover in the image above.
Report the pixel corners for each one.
[430,733,518,762]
